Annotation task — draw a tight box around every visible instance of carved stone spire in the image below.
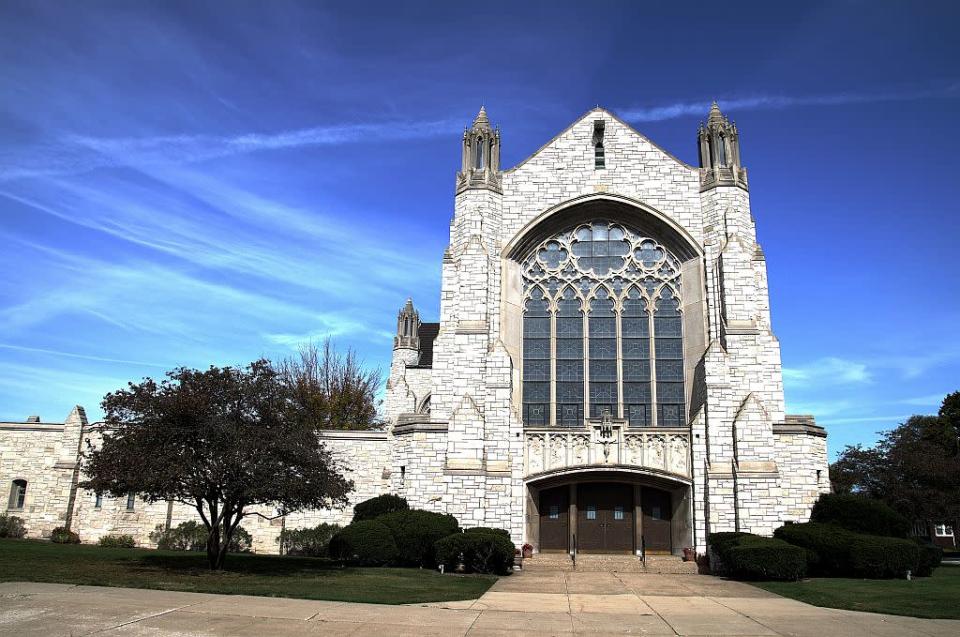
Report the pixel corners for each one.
[457,106,501,194]
[394,298,420,350]
[698,101,747,191]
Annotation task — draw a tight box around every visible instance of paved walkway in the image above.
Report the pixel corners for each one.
[2,573,959,636]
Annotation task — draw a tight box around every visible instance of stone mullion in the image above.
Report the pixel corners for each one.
[648,300,658,427]
[549,306,557,427]
[615,302,624,420]
[582,303,590,425]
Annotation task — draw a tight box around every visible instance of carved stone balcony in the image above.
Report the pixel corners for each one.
[524,424,691,480]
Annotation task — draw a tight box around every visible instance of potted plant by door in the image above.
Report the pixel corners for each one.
[522,543,534,559]
[683,547,696,562]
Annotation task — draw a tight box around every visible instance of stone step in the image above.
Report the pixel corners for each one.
[521,553,698,574]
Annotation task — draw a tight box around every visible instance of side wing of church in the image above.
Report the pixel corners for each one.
[0,105,828,556]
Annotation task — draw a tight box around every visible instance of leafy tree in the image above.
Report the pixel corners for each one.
[277,339,384,430]
[829,391,960,535]
[81,360,352,569]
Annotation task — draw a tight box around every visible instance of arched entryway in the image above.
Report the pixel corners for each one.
[527,470,692,556]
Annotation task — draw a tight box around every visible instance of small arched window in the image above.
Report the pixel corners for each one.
[716,134,727,166]
[8,479,27,510]
[594,141,605,169]
[126,492,136,511]
[475,137,484,169]
[94,492,103,508]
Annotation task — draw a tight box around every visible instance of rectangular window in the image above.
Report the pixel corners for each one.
[94,493,103,508]
[126,492,136,511]
[586,505,597,520]
[935,525,954,537]
[614,506,624,520]
[549,504,560,520]
[8,480,27,510]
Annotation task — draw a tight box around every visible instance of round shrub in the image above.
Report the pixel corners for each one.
[915,543,943,577]
[98,534,136,548]
[849,535,920,578]
[149,521,251,553]
[50,526,80,544]
[810,494,909,538]
[329,520,398,565]
[278,523,341,557]
[724,536,807,581]
[435,531,515,575]
[464,527,510,540]
[378,510,460,567]
[352,494,408,522]
[0,515,26,539]
[774,523,856,576]
[708,532,756,574]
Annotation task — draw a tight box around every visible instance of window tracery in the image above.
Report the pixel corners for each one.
[521,220,685,428]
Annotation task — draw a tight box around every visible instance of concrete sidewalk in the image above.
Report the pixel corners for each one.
[2,573,958,636]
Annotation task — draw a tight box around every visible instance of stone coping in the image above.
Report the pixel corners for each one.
[0,422,65,431]
[773,421,827,438]
[318,429,389,441]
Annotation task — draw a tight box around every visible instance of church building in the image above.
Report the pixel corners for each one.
[1,105,829,557]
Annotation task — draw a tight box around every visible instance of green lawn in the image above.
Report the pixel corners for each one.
[753,566,960,619]
[0,539,496,604]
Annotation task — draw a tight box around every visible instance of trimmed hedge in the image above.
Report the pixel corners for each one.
[708,532,805,580]
[0,515,26,539]
[774,522,924,578]
[353,494,408,522]
[435,531,515,575]
[916,543,944,577]
[725,536,807,581]
[98,534,136,548]
[464,527,511,540]
[329,520,398,565]
[50,526,80,544]
[810,494,909,538]
[377,510,460,567]
[277,523,340,557]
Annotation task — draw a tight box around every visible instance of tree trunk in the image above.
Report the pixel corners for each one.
[206,522,223,570]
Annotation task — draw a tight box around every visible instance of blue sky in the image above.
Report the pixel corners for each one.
[1,1,958,457]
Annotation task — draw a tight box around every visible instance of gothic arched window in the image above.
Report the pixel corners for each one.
[521,220,685,428]
[475,137,484,169]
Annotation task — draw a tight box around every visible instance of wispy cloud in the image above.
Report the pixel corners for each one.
[0,117,461,181]
[783,357,871,389]
[0,344,169,369]
[619,82,960,123]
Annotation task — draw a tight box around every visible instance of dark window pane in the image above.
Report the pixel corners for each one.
[558,403,583,426]
[524,360,550,381]
[524,317,550,338]
[621,317,649,337]
[591,403,616,418]
[590,359,617,381]
[589,338,616,359]
[556,317,582,337]
[590,317,616,337]
[623,359,650,381]
[557,381,583,403]
[524,338,550,359]
[557,339,583,359]
[622,338,650,360]
[657,404,683,426]
[623,382,651,402]
[655,338,683,359]
[557,360,583,381]
[655,316,682,337]
[589,382,617,403]
[656,359,683,381]
[523,381,549,402]
[525,403,549,426]
[657,382,684,403]
[627,404,649,426]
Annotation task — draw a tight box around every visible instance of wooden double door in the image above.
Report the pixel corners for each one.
[538,483,674,554]
[577,483,634,553]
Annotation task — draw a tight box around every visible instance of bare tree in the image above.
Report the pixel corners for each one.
[277,339,384,430]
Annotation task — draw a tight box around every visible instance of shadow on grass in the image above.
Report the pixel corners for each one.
[136,552,359,577]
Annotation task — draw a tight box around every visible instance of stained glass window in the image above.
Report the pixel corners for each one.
[521,220,685,428]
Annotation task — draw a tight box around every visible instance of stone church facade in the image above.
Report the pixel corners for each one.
[1,105,828,556]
